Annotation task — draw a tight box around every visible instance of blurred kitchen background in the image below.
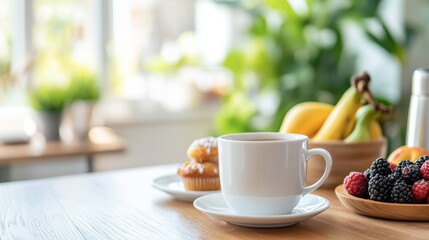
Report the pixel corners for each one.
[0,0,428,181]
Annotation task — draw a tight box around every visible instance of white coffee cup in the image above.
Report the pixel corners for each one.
[218,132,332,215]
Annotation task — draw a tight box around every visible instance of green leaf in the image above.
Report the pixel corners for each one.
[223,50,245,74]
[265,0,298,20]
[332,26,343,62]
[244,38,276,82]
[223,50,246,90]
[404,24,418,48]
[364,18,405,64]
[214,92,257,135]
[306,0,313,15]
[249,15,267,36]
[350,0,382,18]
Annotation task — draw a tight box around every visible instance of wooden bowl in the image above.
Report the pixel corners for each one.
[335,184,429,221]
[307,138,387,188]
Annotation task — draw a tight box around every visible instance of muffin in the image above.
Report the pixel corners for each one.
[187,136,218,163]
[177,161,220,191]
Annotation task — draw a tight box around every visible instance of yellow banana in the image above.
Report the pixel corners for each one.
[279,102,334,138]
[312,87,362,141]
[369,119,383,140]
[343,115,356,139]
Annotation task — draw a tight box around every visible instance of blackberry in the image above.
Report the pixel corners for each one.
[369,157,391,177]
[390,180,413,203]
[364,169,371,181]
[415,155,429,169]
[401,164,422,184]
[389,174,401,184]
[391,160,414,182]
[398,160,414,168]
[368,173,392,202]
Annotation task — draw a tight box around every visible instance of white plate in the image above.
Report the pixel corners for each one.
[193,193,330,228]
[152,174,220,202]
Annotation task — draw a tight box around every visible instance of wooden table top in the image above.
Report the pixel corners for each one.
[0,127,125,164]
[0,164,428,240]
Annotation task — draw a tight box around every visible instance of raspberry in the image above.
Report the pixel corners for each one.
[390,180,413,203]
[412,179,429,202]
[389,163,397,171]
[369,157,391,177]
[421,161,429,181]
[368,173,392,202]
[344,172,368,198]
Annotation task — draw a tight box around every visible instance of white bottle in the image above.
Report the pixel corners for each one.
[406,68,429,149]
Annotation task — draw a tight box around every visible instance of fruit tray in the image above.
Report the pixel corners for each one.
[335,184,429,221]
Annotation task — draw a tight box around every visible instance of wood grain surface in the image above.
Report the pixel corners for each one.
[0,164,428,240]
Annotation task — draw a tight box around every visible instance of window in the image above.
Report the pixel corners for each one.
[1,0,230,110]
[108,0,230,112]
[33,0,94,86]
[110,0,157,97]
[0,0,12,103]
[109,0,199,99]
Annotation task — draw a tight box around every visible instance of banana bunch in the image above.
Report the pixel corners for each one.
[311,87,361,141]
[279,72,390,142]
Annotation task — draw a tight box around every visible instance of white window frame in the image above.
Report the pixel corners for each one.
[11,0,112,97]
[9,0,197,102]
[93,0,111,97]
[12,0,33,92]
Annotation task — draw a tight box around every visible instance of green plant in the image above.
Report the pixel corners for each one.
[68,68,100,101]
[29,84,69,112]
[213,0,408,136]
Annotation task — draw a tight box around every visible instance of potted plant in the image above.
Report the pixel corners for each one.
[62,68,100,140]
[29,84,69,141]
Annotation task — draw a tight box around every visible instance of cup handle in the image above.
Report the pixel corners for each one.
[302,148,332,195]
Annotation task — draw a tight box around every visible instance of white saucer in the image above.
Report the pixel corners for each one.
[193,193,330,228]
[152,174,220,202]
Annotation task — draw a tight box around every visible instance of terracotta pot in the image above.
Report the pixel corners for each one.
[307,138,387,188]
